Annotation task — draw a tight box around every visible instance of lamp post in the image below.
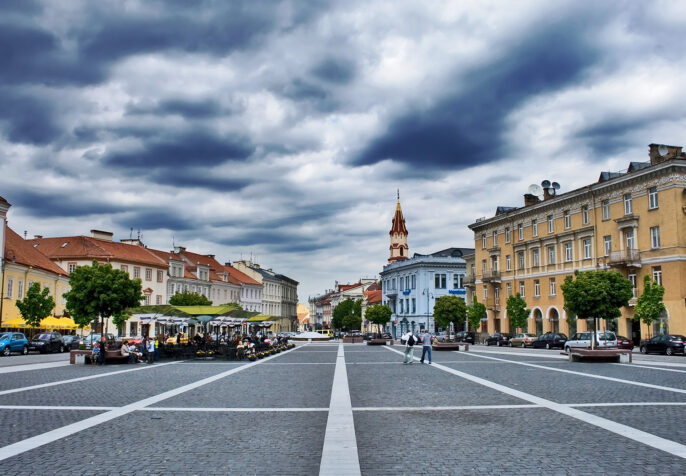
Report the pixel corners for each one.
[422,288,433,333]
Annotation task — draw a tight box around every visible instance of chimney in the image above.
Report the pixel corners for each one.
[174,246,186,254]
[34,235,43,239]
[120,238,144,247]
[91,230,113,241]
[649,143,683,165]
[523,194,540,207]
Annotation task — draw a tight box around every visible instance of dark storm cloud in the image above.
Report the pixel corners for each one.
[126,99,226,119]
[355,22,600,170]
[103,131,255,168]
[147,168,252,191]
[113,208,196,232]
[8,188,121,218]
[577,119,651,158]
[0,0,42,14]
[311,57,356,84]
[0,89,61,144]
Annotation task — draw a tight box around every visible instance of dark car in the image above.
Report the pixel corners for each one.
[616,335,634,350]
[363,332,376,341]
[82,333,116,349]
[640,335,686,356]
[62,335,81,350]
[455,331,476,344]
[381,333,392,339]
[28,332,65,353]
[485,333,512,346]
[0,333,29,356]
[532,332,568,349]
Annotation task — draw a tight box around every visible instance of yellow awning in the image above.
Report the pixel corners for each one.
[1,317,29,328]
[40,316,63,328]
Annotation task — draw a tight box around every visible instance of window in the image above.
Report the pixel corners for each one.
[548,215,554,233]
[532,248,540,267]
[144,295,150,305]
[17,280,23,299]
[518,223,523,241]
[494,287,499,301]
[482,260,487,272]
[564,210,570,229]
[157,270,164,282]
[493,230,498,246]
[399,300,404,314]
[582,205,589,225]
[602,200,610,220]
[156,295,162,305]
[411,274,416,289]
[133,267,140,279]
[547,246,555,265]
[518,252,525,270]
[492,257,499,271]
[549,278,556,296]
[534,280,540,297]
[145,268,152,281]
[505,227,510,243]
[532,219,538,237]
[482,286,487,301]
[652,266,662,286]
[121,265,128,273]
[648,186,659,209]
[506,283,512,297]
[482,235,487,248]
[604,236,612,256]
[412,298,416,313]
[564,242,572,262]
[434,274,446,289]
[399,277,404,290]
[583,239,591,259]
[650,226,660,249]
[453,274,463,289]
[68,262,77,274]
[506,255,511,271]
[6,278,13,298]
[624,193,632,215]
[519,281,525,297]
[626,229,635,250]
[628,273,637,298]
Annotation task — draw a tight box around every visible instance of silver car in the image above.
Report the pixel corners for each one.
[509,333,537,347]
[564,331,617,353]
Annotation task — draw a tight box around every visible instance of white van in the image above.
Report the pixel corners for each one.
[564,331,617,353]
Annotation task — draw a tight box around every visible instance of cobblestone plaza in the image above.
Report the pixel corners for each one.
[0,344,684,475]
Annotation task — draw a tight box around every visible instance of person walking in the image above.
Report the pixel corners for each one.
[402,330,415,364]
[420,329,433,364]
[146,337,155,364]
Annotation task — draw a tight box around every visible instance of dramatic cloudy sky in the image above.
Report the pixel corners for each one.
[2,1,686,301]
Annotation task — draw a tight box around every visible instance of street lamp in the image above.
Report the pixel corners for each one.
[422,288,433,333]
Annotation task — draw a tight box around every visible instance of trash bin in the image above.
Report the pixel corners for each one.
[75,354,85,365]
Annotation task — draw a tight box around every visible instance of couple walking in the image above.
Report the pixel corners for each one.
[401,329,433,364]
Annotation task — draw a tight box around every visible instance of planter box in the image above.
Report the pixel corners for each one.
[367,339,387,346]
[432,342,469,351]
[342,336,363,343]
[569,349,631,363]
[70,349,92,364]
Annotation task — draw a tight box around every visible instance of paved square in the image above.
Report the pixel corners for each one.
[0,343,684,475]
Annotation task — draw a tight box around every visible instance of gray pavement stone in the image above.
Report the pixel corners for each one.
[0,409,103,446]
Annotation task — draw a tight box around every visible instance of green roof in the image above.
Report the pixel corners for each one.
[172,305,239,316]
[247,315,273,322]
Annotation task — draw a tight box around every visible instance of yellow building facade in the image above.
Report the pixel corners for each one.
[468,144,686,343]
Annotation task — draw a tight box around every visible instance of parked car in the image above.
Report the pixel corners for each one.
[563,331,617,353]
[640,335,686,356]
[28,332,65,353]
[381,332,393,340]
[532,332,568,350]
[0,333,29,356]
[82,333,116,349]
[485,333,512,346]
[616,335,634,350]
[363,332,376,341]
[61,335,81,350]
[455,331,476,344]
[509,333,537,348]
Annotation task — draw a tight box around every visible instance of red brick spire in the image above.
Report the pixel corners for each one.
[388,191,408,263]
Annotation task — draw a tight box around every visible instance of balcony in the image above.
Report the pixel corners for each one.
[485,298,501,311]
[628,297,637,307]
[488,246,501,257]
[608,249,641,268]
[482,270,501,283]
[463,275,475,287]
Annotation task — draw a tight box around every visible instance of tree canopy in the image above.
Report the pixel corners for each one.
[467,296,486,331]
[169,291,212,306]
[342,314,362,331]
[561,270,633,323]
[365,304,392,335]
[433,295,467,333]
[15,282,55,330]
[331,298,361,330]
[63,260,143,329]
[634,275,666,337]
[506,293,530,333]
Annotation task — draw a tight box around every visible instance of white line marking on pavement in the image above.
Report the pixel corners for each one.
[319,343,361,476]
[0,361,181,397]
[354,404,540,411]
[0,346,296,462]
[464,352,686,396]
[470,348,568,360]
[568,402,686,408]
[0,405,116,411]
[140,407,330,412]
[384,346,686,460]
[615,363,686,374]
[0,361,71,374]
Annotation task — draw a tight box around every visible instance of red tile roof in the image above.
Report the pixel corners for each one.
[30,236,167,267]
[390,200,408,235]
[364,289,382,305]
[147,248,196,279]
[224,266,260,286]
[5,226,68,276]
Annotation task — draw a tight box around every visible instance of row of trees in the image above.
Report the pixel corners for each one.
[326,270,666,337]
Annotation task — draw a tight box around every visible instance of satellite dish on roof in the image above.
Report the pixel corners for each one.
[658,145,669,157]
[552,182,560,190]
[528,184,542,196]
[541,180,551,188]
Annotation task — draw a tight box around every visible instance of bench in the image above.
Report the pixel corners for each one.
[104,349,129,364]
[367,338,393,346]
[569,349,631,363]
[432,342,469,351]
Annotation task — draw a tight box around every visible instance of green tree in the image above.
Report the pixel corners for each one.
[467,296,486,332]
[365,304,392,336]
[15,282,55,335]
[506,293,530,334]
[433,295,467,337]
[633,275,666,338]
[342,314,362,331]
[561,270,633,349]
[331,298,361,330]
[169,291,213,306]
[63,260,143,332]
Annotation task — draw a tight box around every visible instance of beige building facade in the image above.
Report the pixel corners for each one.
[468,144,686,342]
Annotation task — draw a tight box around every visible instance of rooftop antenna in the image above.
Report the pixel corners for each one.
[23,230,27,240]
[130,227,133,239]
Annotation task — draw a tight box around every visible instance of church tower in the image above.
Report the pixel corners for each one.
[388,191,408,263]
